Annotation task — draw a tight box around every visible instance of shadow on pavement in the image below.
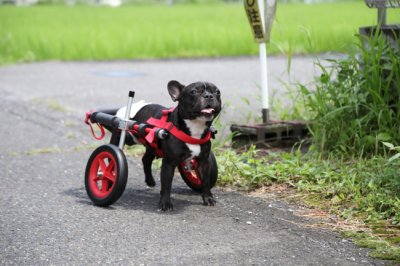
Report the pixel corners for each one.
[62,183,203,214]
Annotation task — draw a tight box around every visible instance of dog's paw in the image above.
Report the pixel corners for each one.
[202,194,216,206]
[145,177,156,187]
[158,198,173,211]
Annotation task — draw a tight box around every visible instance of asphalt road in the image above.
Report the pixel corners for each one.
[0,57,387,265]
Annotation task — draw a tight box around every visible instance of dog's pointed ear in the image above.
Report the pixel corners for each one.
[167,80,185,102]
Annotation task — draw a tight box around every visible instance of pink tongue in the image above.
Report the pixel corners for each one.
[201,108,215,114]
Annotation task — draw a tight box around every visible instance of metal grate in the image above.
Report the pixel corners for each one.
[365,0,400,8]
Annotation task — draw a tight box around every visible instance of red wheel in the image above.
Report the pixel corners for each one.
[178,151,218,192]
[85,144,128,207]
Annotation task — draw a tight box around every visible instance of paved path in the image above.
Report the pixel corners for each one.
[0,57,386,265]
[0,55,327,123]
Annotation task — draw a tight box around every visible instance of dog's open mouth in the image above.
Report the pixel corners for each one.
[200,108,215,117]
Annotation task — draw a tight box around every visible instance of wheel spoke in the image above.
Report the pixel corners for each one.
[101,179,109,193]
[92,169,103,182]
[105,159,115,174]
[98,158,107,174]
[102,158,115,182]
[104,172,116,183]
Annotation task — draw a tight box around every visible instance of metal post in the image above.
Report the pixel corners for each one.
[258,0,269,124]
[377,7,387,26]
[118,91,135,150]
[259,42,269,123]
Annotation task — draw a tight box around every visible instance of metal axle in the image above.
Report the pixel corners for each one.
[118,91,135,150]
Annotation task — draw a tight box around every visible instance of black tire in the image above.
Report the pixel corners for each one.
[85,144,128,207]
[178,151,218,193]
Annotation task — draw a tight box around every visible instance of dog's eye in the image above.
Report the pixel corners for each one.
[214,89,220,95]
[191,89,198,95]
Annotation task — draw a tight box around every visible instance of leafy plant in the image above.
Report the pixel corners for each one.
[300,33,400,157]
[382,142,400,164]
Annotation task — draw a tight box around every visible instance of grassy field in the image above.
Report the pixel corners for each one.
[0,2,398,64]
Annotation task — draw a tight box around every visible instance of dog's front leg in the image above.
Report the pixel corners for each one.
[159,159,175,211]
[198,159,216,206]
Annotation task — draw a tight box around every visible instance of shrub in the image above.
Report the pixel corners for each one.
[300,33,400,157]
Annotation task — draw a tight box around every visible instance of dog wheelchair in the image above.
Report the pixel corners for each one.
[84,91,218,207]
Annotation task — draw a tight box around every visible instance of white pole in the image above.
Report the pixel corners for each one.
[257,0,269,123]
[259,42,269,123]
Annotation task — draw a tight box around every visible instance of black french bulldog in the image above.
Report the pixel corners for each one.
[132,80,222,211]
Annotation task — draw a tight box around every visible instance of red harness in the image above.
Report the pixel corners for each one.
[145,107,212,145]
[85,107,212,158]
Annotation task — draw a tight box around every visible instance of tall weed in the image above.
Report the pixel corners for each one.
[300,34,400,157]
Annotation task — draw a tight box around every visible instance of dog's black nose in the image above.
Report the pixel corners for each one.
[203,92,214,99]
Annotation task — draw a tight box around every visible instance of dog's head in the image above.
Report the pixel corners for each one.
[168,80,222,122]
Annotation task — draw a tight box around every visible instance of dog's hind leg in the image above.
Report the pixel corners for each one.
[142,147,156,187]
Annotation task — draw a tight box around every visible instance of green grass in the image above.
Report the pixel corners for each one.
[0,2,398,64]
